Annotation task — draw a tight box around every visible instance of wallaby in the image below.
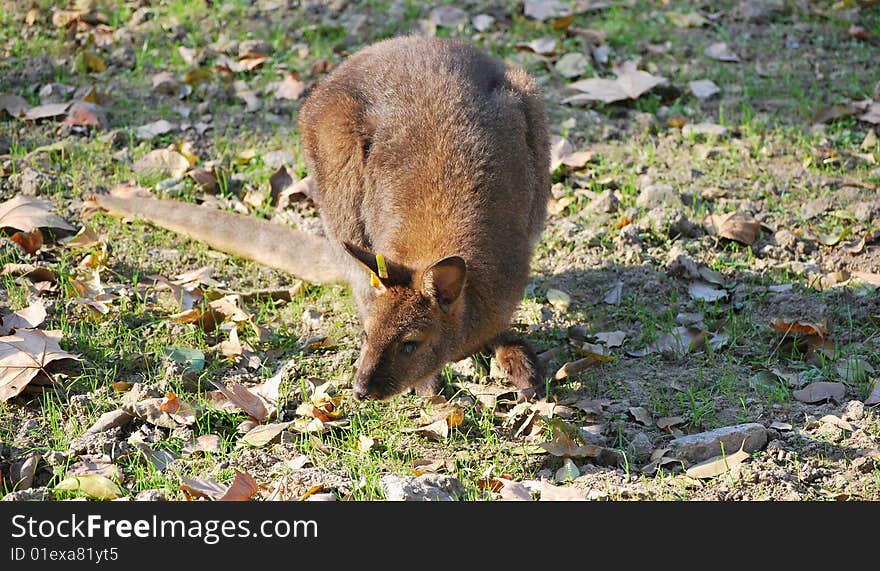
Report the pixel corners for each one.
[95,36,550,401]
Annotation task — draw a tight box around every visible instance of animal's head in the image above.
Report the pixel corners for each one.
[342,242,468,400]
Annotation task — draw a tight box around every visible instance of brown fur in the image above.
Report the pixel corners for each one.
[299,36,550,399]
[95,36,550,400]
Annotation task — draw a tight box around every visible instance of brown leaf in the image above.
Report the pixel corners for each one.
[132,149,190,178]
[859,102,880,124]
[539,480,588,501]
[24,102,71,121]
[498,479,533,501]
[189,169,219,194]
[0,93,30,118]
[217,470,259,502]
[179,476,228,501]
[1,299,47,335]
[554,356,603,380]
[63,101,108,130]
[852,271,880,286]
[269,165,295,206]
[241,422,289,447]
[273,71,305,100]
[182,434,222,456]
[10,229,43,255]
[159,392,198,425]
[685,442,749,479]
[629,406,652,426]
[769,318,827,338]
[0,329,80,401]
[657,416,684,430]
[865,379,880,406]
[63,225,101,250]
[812,104,858,124]
[565,61,666,104]
[709,211,761,245]
[792,381,846,404]
[0,195,74,233]
[208,379,268,422]
[518,36,557,55]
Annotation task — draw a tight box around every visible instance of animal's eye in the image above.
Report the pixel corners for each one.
[401,341,419,355]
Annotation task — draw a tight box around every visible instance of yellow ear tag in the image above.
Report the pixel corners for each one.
[375,254,388,279]
[370,271,380,288]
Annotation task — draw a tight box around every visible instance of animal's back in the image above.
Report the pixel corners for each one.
[299,36,549,352]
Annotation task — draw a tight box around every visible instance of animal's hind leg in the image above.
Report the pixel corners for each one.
[488,331,545,400]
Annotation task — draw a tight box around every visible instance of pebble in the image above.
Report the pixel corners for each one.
[379,473,464,501]
[669,423,767,463]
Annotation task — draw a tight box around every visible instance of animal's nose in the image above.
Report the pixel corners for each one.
[353,384,370,401]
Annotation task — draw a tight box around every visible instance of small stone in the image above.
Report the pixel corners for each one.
[689,79,720,99]
[682,123,728,138]
[379,473,464,501]
[10,167,50,196]
[472,14,495,32]
[774,229,798,250]
[843,400,865,422]
[737,0,786,22]
[3,487,51,501]
[584,189,618,214]
[152,72,180,95]
[85,409,134,434]
[636,183,682,209]
[302,308,323,329]
[555,52,590,79]
[135,489,167,501]
[669,423,767,463]
[239,39,272,58]
[629,432,653,462]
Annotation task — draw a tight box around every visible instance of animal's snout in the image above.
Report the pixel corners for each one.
[353,367,378,401]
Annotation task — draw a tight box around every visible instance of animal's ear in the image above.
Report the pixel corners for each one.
[342,241,409,288]
[422,256,467,307]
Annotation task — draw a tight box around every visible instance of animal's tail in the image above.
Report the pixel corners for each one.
[91,185,346,285]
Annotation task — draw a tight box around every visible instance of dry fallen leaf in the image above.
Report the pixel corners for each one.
[63,225,101,250]
[0,195,75,233]
[554,356,603,380]
[10,228,43,256]
[0,329,80,401]
[0,299,47,335]
[182,434,222,456]
[0,93,30,118]
[539,480,588,501]
[792,381,846,404]
[273,71,305,100]
[708,211,761,245]
[132,149,190,178]
[769,318,827,338]
[516,36,557,55]
[219,471,259,501]
[629,406,652,426]
[685,441,749,479]
[208,378,269,422]
[241,422,290,447]
[179,476,229,501]
[565,60,666,104]
[55,474,123,500]
[704,42,740,62]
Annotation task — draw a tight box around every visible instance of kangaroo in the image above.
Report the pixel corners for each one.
[95,36,550,401]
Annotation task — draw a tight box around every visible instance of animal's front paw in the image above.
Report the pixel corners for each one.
[493,337,545,400]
